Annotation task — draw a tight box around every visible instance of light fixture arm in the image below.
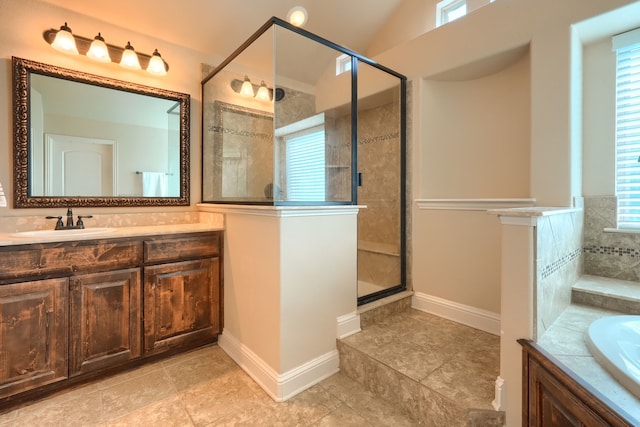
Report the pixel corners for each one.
[43,28,169,72]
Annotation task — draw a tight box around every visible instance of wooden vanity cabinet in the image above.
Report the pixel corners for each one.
[519,339,635,427]
[143,233,222,355]
[69,268,141,376]
[0,230,222,406]
[0,278,68,399]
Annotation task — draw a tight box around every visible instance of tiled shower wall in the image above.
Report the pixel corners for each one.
[356,102,401,288]
[535,209,583,338]
[584,196,640,281]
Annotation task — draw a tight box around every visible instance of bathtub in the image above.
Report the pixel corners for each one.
[585,315,640,399]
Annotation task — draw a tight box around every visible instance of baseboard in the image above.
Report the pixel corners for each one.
[412,292,500,336]
[337,311,361,339]
[218,329,340,402]
[492,376,505,411]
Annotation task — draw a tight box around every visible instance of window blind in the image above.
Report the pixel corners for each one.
[286,129,326,201]
[615,29,640,227]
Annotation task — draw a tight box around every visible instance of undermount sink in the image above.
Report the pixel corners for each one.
[11,227,117,238]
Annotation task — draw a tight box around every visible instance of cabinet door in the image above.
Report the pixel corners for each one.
[520,339,634,427]
[69,269,141,376]
[0,278,68,398]
[144,258,220,354]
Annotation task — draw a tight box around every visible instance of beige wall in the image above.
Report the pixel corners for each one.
[370,0,639,319]
[367,0,493,57]
[582,39,617,196]
[410,51,530,314]
[420,54,530,198]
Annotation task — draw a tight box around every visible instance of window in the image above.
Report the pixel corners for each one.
[614,28,640,227]
[436,0,467,27]
[336,54,351,75]
[285,127,326,201]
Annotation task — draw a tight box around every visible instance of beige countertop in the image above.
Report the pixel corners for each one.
[0,223,223,246]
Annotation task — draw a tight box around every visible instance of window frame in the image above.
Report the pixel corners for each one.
[614,28,640,229]
[436,0,467,27]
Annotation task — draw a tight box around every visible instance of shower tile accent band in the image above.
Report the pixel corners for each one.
[540,247,583,280]
[208,125,273,141]
[583,245,640,258]
[359,131,399,145]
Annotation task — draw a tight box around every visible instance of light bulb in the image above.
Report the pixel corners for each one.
[147,49,167,76]
[120,41,141,70]
[51,22,79,55]
[287,7,308,27]
[240,76,255,97]
[255,81,271,101]
[86,33,111,63]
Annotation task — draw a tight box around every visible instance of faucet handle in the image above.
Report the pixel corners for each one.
[76,215,93,229]
[46,216,64,230]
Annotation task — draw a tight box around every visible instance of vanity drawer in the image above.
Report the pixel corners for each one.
[0,240,143,283]
[143,232,221,264]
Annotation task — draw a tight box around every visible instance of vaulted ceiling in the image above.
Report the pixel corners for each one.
[38,0,406,59]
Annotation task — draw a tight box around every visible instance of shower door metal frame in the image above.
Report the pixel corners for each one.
[201,16,408,305]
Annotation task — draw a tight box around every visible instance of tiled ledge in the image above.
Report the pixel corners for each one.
[488,206,581,217]
[538,303,640,423]
[416,198,535,211]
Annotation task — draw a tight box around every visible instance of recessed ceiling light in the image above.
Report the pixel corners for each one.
[287,6,308,27]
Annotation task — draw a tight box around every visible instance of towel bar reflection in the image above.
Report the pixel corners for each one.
[135,171,173,176]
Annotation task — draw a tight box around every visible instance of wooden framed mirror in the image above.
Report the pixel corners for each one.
[13,56,190,208]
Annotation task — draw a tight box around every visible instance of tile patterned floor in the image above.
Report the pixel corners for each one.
[339,308,501,425]
[0,344,417,426]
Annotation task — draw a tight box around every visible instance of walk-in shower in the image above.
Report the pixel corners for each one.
[201,17,406,304]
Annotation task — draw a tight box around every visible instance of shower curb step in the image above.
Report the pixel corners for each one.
[572,274,640,314]
[337,339,505,426]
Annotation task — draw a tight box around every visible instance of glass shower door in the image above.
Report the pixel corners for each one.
[356,60,405,303]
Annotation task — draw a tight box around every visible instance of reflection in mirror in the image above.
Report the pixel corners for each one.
[13,57,190,208]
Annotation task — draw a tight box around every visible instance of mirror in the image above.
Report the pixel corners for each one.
[12,56,190,208]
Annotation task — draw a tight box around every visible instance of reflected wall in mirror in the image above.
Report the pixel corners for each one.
[13,56,190,208]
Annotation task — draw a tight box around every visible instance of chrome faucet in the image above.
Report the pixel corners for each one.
[46,208,93,230]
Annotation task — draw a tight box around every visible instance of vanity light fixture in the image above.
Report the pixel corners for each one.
[230,76,285,102]
[287,6,308,27]
[50,22,80,55]
[147,49,167,76]
[120,41,142,70]
[239,75,255,97]
[43,23,169,75]
[86,33,111,63]
[255,81,271,101]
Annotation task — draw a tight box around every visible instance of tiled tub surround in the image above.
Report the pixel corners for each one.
[535,208,584,338]
[534,197,640,422]
[538,304,640,423]
[584,195,640,281]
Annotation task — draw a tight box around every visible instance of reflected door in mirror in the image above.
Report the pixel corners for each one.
[45,135,115,197]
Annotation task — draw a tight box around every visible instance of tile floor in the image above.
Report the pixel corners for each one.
[339,308,501,425]
[0,344,417,426]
